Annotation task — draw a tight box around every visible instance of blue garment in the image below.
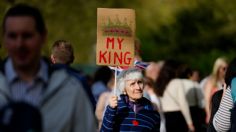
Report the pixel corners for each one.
[101,95,160,132]
[92,81,108,102]
[231,77,236,103]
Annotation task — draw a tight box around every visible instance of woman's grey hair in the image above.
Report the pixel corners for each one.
[114,68,143,98]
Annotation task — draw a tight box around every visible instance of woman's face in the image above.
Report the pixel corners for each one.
[125,78,144,102]
[219,63,228,78]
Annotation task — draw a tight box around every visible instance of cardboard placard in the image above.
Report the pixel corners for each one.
[96,8,135,66]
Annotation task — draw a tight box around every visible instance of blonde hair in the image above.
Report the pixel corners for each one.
[211,57,228,87]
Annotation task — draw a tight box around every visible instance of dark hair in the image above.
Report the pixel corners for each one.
[155,59,181,96]
[2,4,46,35]
[144,77,155,88]
[225,58,236,88]
[176,64,193,79]
[94,66,113,85]
[0,102,42,132]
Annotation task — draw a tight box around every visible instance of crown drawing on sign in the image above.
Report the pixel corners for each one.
[102,15,133,37]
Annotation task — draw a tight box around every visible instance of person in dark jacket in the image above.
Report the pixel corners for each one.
[101,68,160,132]
[207,89,223,132]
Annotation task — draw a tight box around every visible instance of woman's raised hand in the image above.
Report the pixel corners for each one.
[108,95,118,108]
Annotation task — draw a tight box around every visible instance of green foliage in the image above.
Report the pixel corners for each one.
[0,0,236,76]
[140,0,236,76]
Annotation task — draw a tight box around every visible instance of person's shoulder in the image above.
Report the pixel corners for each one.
[49,64,83,88]
[214,89,224,96]
[142,99,160,119]
[49,68,86,99]
[142,97,151,103]
[182,79,201,88]
[182,78,195,84]
[168,79,182,88]
[141,97,157,110]
[212,89,223,101]
[205,76,214,83]
[0,58,8,74]
[169,78,181,84]
[47,62,74,78]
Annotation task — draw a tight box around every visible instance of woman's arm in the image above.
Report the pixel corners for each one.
[177,80,194,131]
[96,92,109,122]
[204,78,214,123]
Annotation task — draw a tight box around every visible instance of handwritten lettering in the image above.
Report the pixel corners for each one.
[99,50,132,65]
[106,37,124,50]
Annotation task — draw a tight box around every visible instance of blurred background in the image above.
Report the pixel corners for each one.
[1,0,236,78]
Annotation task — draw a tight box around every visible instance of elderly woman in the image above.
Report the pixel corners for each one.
[100,68,160,132]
